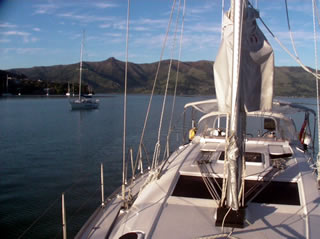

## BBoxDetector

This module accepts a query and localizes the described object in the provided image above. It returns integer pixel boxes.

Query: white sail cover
[214,7,274,113]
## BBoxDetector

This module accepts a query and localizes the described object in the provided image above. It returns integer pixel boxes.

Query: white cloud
[104,32,122,37]
[185,23,221,34]
[182,33,220,49]
[1,48,44,54]
[0,39,10,43]
[94,3,118,9]
[99,23,111,29]
[2,31,30,37]
[69,33,82,40]
[33,3,58,15]
[0,31,39,43]
[287,1,312,15]
[112,21,126,30]
[188,2,217,15]
[275,30,315,43]
[58,12,115,23]
[132,26,150,32]
[33,27,41,32]
[16,48,43,54]
[131,33,166,48]
[30,37,39,43]
[135,18,168,26]
[0,22,17,28]
[109,18,168,33]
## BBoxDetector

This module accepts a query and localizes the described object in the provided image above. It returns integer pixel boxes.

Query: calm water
[0,94,212,239]
[0,95,317,238]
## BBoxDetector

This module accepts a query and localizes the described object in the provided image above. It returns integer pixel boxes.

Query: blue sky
[0,0,318,70]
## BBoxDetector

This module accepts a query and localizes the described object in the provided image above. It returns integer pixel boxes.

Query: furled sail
[214,7,274,113]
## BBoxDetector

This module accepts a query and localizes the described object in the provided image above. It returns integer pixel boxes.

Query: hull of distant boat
[1,93,12,97]
[70,99,99,110]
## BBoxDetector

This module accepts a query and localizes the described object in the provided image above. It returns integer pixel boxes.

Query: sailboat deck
[152,196,306,239]
[76,137,320,239]
[179,139,296,180]
[150,140,320,239]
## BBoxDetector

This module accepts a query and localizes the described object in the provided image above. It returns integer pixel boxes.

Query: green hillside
[2,57,318,97]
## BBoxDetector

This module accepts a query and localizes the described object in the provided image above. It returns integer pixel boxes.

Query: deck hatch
[218,152,263,162]
[172,175,300,205]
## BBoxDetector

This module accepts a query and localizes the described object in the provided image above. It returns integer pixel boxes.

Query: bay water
[0,94,209,238]
[0,94,317,238]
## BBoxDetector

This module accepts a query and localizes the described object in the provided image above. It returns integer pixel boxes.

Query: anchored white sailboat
[74,1,320,238]
[70,31,99,110]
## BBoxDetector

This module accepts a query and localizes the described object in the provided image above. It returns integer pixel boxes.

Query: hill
[3,57,318,97]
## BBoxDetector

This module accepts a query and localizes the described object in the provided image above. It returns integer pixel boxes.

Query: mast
[79,31,84,100]
[215,0,252,228]
[226,0,246,211]
[215,0,273,226]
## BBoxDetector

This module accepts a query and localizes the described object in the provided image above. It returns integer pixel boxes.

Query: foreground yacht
[75,98,319,238]
[75,1,320,238]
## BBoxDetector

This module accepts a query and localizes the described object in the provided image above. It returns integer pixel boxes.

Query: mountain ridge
[4,57,317,97]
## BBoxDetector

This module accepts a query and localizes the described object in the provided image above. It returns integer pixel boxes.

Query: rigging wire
[248,1,320,79]
[312,0,319,144]
[312,0,320,187]
[16,153,103,239]
[17,197,61,239]
[197,157,222,204]
[78,30,84,100]
[164,0,186,160]
[284,0,299,58]
[135,0,177,170]
[122,0,130,202]
[152,0,181,169]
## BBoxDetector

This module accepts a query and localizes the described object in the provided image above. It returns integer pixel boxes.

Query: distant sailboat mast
[78,31,84,101]
[6,75,9,93]
[66,82,70,96]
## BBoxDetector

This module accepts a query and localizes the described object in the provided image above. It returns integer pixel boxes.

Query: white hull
[75,144,320,239]
[75,100,320,239]
[1,93,12,96]
[73,1,320,238]
[70,98,99,110]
